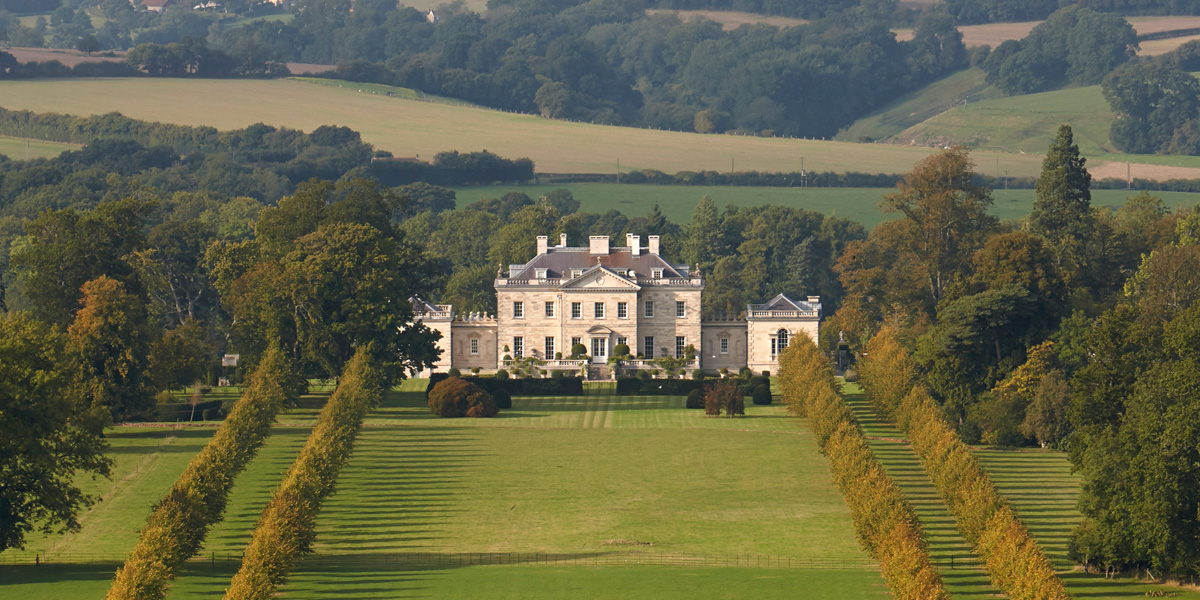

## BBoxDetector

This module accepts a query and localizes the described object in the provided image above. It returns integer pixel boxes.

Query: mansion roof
[498,234,697,287]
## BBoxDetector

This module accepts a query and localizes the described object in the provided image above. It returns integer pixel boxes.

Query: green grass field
[842,382,1200,600]
[0,135,78,160]
[0,78,1050,177]
[836,69,1003,144]
[1,382,890,599]
[453,182,1200,228]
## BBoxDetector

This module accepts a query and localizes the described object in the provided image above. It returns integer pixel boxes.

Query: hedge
[154,399,224,422]
[425,373,583,397]
[106,345,297,600]
[614,376,760,396]
[223,348,384,600]
[778,339,948,600]
[858,327,1070,600]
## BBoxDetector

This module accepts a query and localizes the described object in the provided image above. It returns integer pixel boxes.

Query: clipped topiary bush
[448,367,461,377]
[752,383,772,405]
[495,369,509,380]
[686,388,704,409]
[493,389,512,409]
[571,343,587,357]
[739,366,752,379]
[692,369,705,381]
[428,377,496,418]
[636,369,651,380]
[613,343,630,357]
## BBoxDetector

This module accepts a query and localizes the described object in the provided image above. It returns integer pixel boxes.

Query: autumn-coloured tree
[879,147,998,307]
[68,276,156,422]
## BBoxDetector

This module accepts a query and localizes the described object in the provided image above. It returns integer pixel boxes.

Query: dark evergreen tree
[1030,125,1092,250]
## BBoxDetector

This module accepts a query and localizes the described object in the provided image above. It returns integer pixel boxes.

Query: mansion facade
[413,234,821,376]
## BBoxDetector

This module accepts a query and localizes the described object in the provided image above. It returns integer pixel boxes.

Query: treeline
[777,337,948,600]
[1100,41,1200,155]
[224,349,383,598]
[220,0,967,138]
[980,6,1136,95]
[825,128,1200,580]
[0,109,532,217]
[107,345,298,600]
[945,0,1200,25]
[858,328,1069,600]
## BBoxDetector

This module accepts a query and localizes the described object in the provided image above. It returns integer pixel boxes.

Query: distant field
[452,183,1200,228]
[645,9,807,30]
[893,15,1200,47]
[1141,32,1200,55]
[0,136,77,160]
[0,78,1052,177]
[399,0,489,12]
[837,68,1002,143]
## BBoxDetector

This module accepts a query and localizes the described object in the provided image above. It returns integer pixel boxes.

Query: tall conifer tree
[1031,124,1092,246]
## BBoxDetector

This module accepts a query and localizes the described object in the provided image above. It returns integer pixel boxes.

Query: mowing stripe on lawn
[843,392,1001,600]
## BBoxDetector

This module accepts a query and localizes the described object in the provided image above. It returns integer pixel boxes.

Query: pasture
[0,135,78,160]
[892,15,1200,49]
[841,383,1200,600]
[453,182,1200,229]
[0,77,1051,177]
[644,9,808,30]
[0,383,889,599]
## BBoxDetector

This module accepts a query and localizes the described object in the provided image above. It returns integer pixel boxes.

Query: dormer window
[535,268,548,279]
[573,269,585,278]
[651,268,663,279]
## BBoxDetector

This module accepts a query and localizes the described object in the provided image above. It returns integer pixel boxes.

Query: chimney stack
[648,235,660,255]
[630,234,641,256]
[560,233,567,247]
[626,233,633,248]
[589,235,610,255]
[536,235,548,255]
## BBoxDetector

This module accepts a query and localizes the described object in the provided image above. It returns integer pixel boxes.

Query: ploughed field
[0,382,887,599]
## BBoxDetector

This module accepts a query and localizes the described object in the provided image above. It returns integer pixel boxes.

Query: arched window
[771,329,789,358]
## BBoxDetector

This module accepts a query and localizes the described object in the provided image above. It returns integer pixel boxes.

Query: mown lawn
[843,382,1200,600]
[2,381,889,599]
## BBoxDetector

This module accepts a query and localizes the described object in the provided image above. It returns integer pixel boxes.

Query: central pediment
[586,325,615,335]
[560,266,640,290]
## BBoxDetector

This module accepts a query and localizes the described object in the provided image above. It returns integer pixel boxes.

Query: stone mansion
[412,234,821,376]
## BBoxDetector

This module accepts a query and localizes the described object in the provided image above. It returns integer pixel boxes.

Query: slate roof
[505,248,685,282]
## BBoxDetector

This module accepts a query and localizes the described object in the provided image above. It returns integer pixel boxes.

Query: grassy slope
[453,182,1200,229]
[836,69,1002,143]
[843,382,1200,600]
[0,78,1049,177]
[0,136,77,160]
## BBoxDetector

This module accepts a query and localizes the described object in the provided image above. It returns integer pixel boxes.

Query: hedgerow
[106,344,298,600]
[858,327,1070,600]
[778,339,948,600]
[223,348,384,600]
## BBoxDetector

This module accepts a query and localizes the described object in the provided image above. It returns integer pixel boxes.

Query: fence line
[0,550,881,571]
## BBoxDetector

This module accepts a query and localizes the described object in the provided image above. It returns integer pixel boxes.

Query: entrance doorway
[591,337,607,363]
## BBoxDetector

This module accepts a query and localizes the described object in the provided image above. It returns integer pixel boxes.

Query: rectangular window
[513,337,524,358]
[676,336,686,359]
[644,301,654,318]
[545,337,555,358]
[720,338,728,354]
[644,336,654,359]
[572,336,582,349]
[617,302,628,318]
[571,302,582,319]
[535,268,547,279]
[652,268,663,279]
[470,338,479,354]
[513,301,524,319]
[545,301,555,318]
[675,301,685,318]
[594,302,605,318]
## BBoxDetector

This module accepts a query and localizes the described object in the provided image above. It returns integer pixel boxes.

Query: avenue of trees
[828,125,1200,580]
